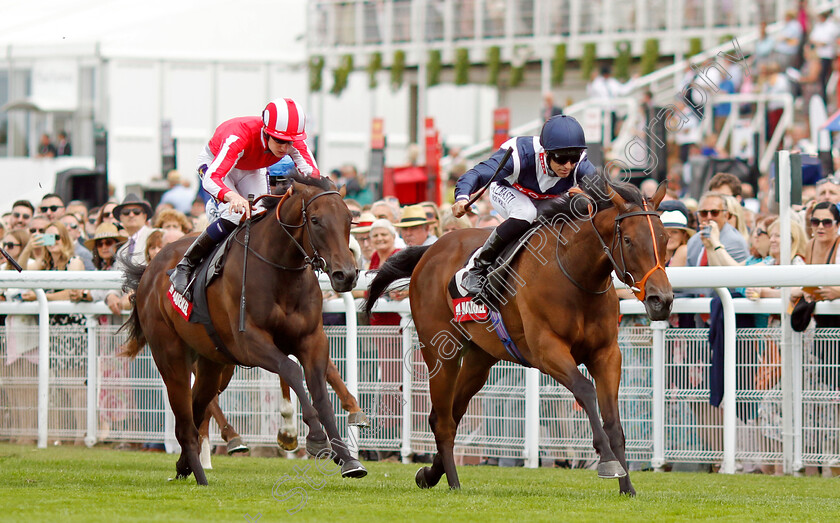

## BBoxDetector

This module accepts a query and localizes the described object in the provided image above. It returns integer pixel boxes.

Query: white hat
[660,210,696,236]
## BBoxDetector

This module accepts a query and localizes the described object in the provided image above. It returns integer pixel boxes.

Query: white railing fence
[0,267,839,475]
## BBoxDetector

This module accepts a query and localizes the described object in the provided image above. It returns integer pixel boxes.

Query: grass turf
[0,443,837,522]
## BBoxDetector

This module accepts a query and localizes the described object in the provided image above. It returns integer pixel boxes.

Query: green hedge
[330,54,353,95]
[455,48,470,85]
[487,46,501,86]
[367,52,382,89]
[581,43,597,80]
[641,39,659,75]
[427,49,442,87]
[391,50,405,89]
[551,44,567,86]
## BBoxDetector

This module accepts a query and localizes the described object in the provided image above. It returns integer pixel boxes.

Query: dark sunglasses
[29,227,46,234]
[547,151,581,166]
[121,208,145,217]
[754,228,768,236]
[350,210,361,218]
[40,205,64,213]
[101,212,112,219]
[63,223,78,230]
[270,136,292,145]
[817,175,840,186]
[13,212,31,220]
[3,242,20,249]
[810,218,836,228]
[697,209,725,218]
[96,238,118,247]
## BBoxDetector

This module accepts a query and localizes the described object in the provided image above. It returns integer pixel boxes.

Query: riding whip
[239,193,254,332]
[466,146,514,207]
[0,245,23,272]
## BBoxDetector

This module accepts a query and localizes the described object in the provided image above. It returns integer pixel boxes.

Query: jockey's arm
[452,148,513,216]
[288,140,320,178]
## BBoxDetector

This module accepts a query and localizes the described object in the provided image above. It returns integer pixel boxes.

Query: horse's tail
[364,246,431,315]
[118,254,148,359]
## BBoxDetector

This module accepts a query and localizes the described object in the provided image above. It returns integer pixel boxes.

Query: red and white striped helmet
[262,98,307,141]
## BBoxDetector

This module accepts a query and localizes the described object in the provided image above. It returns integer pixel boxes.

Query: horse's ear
[338,184,347,198]
[274,177,293,195]
[652,181,667,210]
[607,187,629,213]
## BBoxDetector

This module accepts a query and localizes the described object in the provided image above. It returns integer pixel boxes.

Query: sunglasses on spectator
[63,223,78,230]
[816,175,840,186]
[697,209,725,218]
[121,208,145,217]
[754,228,768,236]
[810,218,836,228]
[29,227,46,234]
[3,242,20,249]
[269,136,292,145]
[350,210,361,218]
[13,212,31,220]
[40,205,64,213]
[101,212,112,219]
[547,151,581,165]
[96,239,118,247]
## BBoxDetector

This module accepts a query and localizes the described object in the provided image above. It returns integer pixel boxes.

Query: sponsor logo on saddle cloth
[451,250,489,322]
[168,284,193,321]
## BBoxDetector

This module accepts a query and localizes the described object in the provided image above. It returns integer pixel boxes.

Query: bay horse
[121,174,366,485]
[365,176,673,495]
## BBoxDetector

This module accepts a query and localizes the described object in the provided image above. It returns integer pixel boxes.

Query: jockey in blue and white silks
[452,115,598,295]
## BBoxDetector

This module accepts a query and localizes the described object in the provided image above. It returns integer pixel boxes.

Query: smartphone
[700,226,711,239]
[42,233,57,247]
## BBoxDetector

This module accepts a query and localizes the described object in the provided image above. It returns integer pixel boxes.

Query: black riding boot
[462,230,508,296]
[170,230,219,296]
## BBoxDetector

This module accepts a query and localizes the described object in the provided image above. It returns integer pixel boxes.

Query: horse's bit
[555,191,665,301]
[238,187,341,272]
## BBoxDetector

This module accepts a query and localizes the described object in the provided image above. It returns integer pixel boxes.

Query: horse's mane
[536,172,647,223]
[263,173,338,211]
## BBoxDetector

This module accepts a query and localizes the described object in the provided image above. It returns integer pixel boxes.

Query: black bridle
[555,192,664,299]
[235,188,342,272]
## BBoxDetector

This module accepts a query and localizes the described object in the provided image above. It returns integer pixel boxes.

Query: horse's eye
[311,216,319,225]
[623,236,632,246]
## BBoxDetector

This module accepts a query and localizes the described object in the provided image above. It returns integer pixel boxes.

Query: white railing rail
[3,264,840,472]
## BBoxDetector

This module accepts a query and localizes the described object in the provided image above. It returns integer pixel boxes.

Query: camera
[42,233,57,246]
[700,226,711,239]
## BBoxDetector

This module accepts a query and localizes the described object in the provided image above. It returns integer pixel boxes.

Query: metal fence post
[400,314,413,464]
[715,287,736,474]
[36,290,49,449]
[85,315,98,447]
[792,330,803,472]
[650,320,668,471]
[342,292,359,458]
[524,367,540,468]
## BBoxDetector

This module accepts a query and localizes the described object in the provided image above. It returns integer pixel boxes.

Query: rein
[235,187,342,272]
[555,190,665,301]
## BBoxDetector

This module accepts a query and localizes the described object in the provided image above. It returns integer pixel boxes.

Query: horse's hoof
[621,487,637,497]
[340,459,367,478]
[277,430,299,452]
[306,437,331,457]
[597,460,627,479]
[226,436,249,455]
[347,411,370,428]
[415,467,432,489]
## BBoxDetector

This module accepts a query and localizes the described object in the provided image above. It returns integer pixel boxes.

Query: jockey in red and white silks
[170,97,319,296]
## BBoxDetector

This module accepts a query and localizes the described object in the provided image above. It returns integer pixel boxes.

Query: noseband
[556,191,665,300]
[244,187,342,272]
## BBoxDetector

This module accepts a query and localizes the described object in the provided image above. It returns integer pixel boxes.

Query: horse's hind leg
[589,344,635,495]
[325,358,368,427]
[276,378,299,452]
[152,341,207,485]
[417,345,497,490]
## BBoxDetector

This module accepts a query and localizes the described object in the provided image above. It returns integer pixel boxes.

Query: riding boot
[170,229,220,296]
[462,230,508,296]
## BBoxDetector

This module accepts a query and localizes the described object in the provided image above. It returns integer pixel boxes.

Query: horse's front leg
[299,332,367,479]
[325,358,368,427]
[538,335,624,479]
[239,329,328,451]
[588,342,635,496]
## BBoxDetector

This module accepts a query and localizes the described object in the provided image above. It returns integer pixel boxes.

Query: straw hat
[660,210,696,237]
[393,205,434,228]
[84,222,128,250]
[351,212,377,234]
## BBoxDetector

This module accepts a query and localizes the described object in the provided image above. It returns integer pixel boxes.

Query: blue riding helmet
[539,115,587,151]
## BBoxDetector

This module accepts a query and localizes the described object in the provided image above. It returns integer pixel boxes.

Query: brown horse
[121,174,366,485]
[366,177,673,495]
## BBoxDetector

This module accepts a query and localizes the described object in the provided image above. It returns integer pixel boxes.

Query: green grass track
[0,444,837,522]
